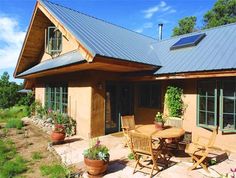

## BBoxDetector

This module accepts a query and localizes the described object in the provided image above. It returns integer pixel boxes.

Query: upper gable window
[45,26,62,56]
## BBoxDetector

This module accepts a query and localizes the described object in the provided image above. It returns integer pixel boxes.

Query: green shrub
[31,152,43,160]
[40,164,70,178]
[165,86,184,118]
[6,119,23,130]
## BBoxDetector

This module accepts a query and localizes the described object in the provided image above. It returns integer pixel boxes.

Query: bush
[6,119,23,130]
[40,164,70,178]
[165,86,184,118]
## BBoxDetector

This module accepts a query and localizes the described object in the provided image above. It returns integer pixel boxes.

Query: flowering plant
[155,112,165,124]
[47,109,76,135]
[83,138,109,162]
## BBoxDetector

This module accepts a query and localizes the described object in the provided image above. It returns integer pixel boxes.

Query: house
[14,0,236,151]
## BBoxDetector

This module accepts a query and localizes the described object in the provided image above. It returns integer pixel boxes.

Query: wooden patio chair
[185,127,217,173]
[129,131,163,178]
[121,115,135,147]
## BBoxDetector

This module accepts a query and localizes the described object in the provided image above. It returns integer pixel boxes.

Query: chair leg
[188,155,208,172]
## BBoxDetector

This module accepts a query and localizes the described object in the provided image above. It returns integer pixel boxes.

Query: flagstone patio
[51,133,236,178]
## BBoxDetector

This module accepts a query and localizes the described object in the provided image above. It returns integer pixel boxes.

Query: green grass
[0,139,27,178]
[6,119,23,130]
[40,164,70,178]
[31,152,43,160]
[0,106,28,123]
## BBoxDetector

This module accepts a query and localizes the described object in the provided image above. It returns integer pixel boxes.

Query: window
[45,85,68,113]
[197,80,217,127]
[197,78,236,132]
[220,79,236,132]
[45,26,62,55]
[139,83,161,108]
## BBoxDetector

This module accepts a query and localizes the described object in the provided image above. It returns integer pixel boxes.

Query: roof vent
[170,33,206,50]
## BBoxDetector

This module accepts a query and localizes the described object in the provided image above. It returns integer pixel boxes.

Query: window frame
[197,78,236,132]
[45,26,62,55]
[138,82,161,109]
[45,84,68,113]
[197,80,217,129]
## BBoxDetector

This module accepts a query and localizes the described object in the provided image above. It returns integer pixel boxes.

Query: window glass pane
[223,97,234,113]
[199,97,206,110]
[207,112,215,126]
[199,111,206,125]
[207,97,215,112]
[223,114,234,130]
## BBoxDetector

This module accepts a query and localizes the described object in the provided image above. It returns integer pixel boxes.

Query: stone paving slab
[52,134,236,178]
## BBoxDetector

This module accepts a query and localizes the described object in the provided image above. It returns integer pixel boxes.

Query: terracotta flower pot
[84,157,108,176]
[51,124,65,143]
[154,121,164,131]
[51,131,65,143]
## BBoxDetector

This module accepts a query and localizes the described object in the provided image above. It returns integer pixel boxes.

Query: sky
[0,0,216,84]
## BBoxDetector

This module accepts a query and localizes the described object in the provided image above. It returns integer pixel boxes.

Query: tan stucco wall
[35,86,45,106]
[68,80,92,139]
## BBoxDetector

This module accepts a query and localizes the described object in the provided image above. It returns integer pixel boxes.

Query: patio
[51,132,236,178]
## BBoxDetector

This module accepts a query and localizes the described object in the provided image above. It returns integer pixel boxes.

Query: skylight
[170,33,206,50]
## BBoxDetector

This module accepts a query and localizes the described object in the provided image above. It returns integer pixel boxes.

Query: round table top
[135,124,185,139]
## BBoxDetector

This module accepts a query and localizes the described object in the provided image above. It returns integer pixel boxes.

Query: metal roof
[39,0,161,66]
[153,23,236,74]
[17,50,85,77]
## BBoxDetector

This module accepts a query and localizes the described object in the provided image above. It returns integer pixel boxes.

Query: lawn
[0,106,75,178]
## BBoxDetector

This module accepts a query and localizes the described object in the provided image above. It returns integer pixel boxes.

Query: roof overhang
[16,53,158,79]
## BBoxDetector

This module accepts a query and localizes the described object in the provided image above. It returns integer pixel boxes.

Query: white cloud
[135,22,153,33]
[0,15,25,70]
[142,1,176,19]
[135,28,143,33]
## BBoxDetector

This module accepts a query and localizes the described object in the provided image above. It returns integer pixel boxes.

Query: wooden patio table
[134,124,185,139]
[134,124,185,164]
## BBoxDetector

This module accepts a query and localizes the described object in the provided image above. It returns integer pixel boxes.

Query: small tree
[172,16,197,36]
[165,86,184,118]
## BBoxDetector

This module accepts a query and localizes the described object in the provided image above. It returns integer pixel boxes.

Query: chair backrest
[207,127,217,147]
[121,115,135,130]
[129,131,153,155]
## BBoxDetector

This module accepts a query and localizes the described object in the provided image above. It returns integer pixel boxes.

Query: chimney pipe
[158,23,163,41]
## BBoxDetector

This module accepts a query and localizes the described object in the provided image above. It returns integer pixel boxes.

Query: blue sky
[0,0,216,83]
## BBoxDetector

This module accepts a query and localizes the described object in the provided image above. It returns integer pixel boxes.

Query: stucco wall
[68,80,92,138]
[35,85,45,106]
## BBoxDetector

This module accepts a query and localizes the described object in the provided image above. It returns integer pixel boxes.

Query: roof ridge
[39,0,157,41]
[156,22,236,43]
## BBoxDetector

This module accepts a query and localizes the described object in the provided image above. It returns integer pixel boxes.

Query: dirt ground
[0,120,61,178]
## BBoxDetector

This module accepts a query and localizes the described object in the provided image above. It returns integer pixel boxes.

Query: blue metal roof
[39,0,161,66]
[153,23,236,74]
[17,51,85,77]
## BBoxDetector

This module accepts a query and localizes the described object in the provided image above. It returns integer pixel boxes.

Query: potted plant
[154,112,165,130]
[50,110,66,143]
[83,138,109,176]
